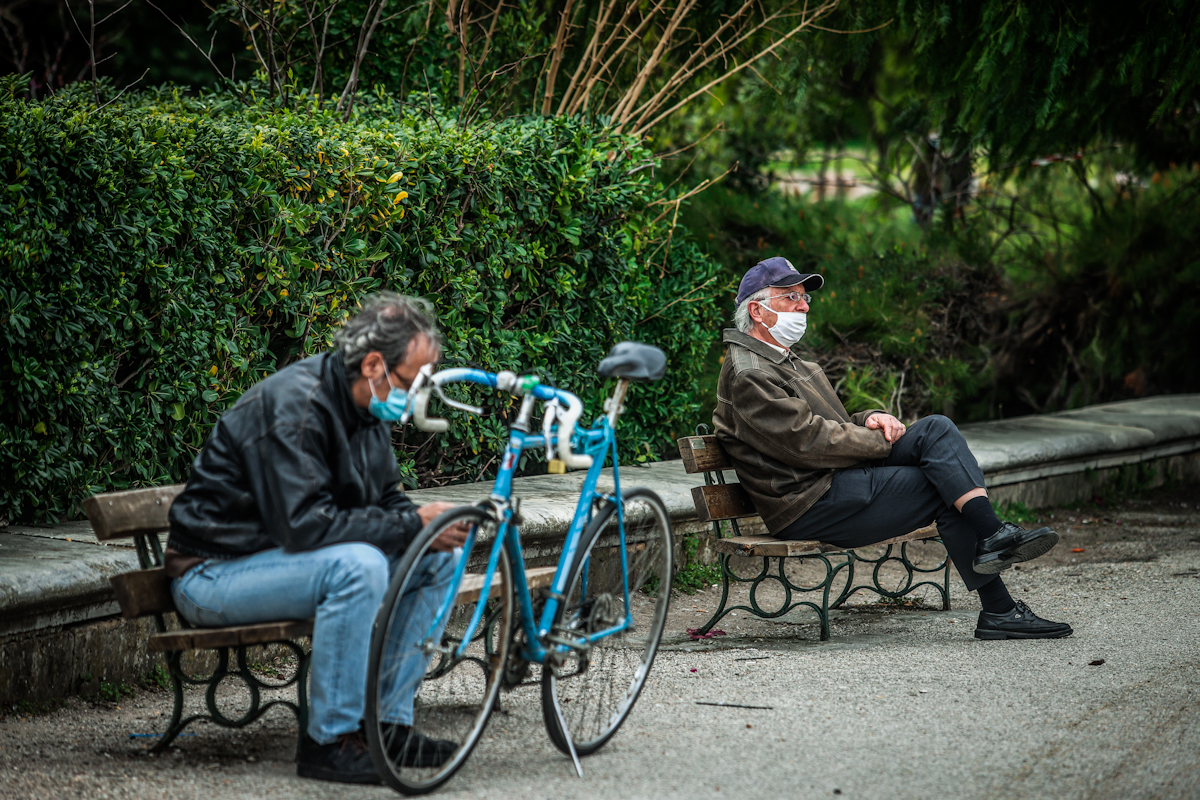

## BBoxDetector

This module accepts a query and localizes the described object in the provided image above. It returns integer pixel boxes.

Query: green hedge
[0,80,722,524]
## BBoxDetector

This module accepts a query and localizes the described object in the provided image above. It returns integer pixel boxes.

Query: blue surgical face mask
[368,363,409,422]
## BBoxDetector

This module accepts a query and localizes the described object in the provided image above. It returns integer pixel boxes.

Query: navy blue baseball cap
[735,256,824,306]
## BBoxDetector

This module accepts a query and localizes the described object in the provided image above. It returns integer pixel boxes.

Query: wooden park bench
[677,429,951,640]
[84,485,556,751]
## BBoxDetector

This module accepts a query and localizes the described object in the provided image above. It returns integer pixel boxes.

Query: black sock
[960,495,1003,540]
[977,576,1016,614]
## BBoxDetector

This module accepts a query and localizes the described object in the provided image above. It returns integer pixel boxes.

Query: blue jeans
[171,543,457,744]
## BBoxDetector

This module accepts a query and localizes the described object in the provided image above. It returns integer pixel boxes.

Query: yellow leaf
[280,289,289,297]
[208,365,218,376]
[34,421,47,434]
[386,171,404,184]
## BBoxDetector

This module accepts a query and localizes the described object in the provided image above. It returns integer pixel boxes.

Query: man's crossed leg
[779,415,1071,639]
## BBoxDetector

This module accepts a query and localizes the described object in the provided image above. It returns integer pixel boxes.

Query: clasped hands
[417,501,472,551]
[865,412,906,443]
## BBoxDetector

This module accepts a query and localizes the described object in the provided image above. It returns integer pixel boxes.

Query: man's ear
[360,351,386,382]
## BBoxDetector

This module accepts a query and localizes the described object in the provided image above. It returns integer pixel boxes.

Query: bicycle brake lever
[542,399,560,463]
[433,383,483,416]
[399,364,434,425]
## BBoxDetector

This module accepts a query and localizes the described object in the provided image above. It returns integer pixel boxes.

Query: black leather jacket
[167,352,423,559]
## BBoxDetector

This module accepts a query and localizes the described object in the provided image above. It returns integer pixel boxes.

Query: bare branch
[540,0,578,115]
[146,0,236,84]
[631,1,840,136]
[338,0,391,118]
[92,66,149,114]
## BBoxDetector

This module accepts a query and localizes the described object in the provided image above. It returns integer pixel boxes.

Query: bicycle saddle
[596,341,666,382]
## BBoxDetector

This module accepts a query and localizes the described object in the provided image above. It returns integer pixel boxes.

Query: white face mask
[755,297,809,347]
[768,311,808,347]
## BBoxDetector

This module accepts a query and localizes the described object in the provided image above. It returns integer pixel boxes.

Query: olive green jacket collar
[722,327,791,364]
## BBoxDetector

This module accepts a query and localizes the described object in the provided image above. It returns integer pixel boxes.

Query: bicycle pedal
[547,459,566,474]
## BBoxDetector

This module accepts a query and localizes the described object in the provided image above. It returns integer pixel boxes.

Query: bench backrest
[676,434,757,525]
[82,485,186,622]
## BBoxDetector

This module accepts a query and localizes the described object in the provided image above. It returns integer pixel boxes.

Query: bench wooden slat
[691,483,757,523]
[149,620,315,652]
[677,435,733,474]
[140,566,558,653]
[456,566,557,604]
[713,535,840,557]
[111,569,174,618]
[83,485,186,540]
[713,525,940,558]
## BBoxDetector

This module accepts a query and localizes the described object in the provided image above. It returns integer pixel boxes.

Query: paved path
[3,485,1199,800]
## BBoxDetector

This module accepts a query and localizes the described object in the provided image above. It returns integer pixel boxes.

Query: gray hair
[334,292,441,378]
[733,287,772,333]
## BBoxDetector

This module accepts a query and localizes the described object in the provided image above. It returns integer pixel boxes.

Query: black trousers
[777,415,992,591]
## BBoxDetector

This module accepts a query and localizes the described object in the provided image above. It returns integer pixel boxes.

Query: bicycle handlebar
[407,366,593,470]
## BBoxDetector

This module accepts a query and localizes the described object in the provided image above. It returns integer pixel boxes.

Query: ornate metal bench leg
[829,554,856,610]
[940,543,951,611]
[150,651,187,753]
[295,645,312,760]
[817,558,833,641]
[695,553,736,635]
[814,554,853,640]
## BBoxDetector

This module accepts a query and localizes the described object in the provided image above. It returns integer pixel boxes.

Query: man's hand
[865,413,907,443]
[418,501,471,551]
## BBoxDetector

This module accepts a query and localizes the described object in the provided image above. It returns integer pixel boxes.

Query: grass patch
[140,664,171,692]
[672,536,722,595]
[643,536,722,596]
[77,672,136,703]
[868,595,932,610]
[996,501,1040,525]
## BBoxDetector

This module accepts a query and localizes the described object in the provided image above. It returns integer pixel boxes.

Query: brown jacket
[713,328,890,533]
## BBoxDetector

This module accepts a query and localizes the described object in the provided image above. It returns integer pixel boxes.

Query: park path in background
[2,485,1198,800]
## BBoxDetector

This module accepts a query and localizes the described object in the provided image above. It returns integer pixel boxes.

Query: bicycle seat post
[604,379,631,427]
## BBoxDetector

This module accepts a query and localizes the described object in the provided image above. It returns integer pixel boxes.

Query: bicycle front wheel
[541,487,674,756]
[365,505,513,795]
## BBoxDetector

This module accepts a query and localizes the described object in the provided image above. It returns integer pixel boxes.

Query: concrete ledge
[3,393,1199,704]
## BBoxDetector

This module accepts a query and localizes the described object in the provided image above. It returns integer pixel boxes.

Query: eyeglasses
[756,291,812,307]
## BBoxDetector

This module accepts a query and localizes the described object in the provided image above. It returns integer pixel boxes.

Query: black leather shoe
[973,521,1060,574]
[297,730,382,784]
[975,600,1073,639]
[382,723,457,768]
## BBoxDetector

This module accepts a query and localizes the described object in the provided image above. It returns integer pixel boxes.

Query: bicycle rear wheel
[541,487,673,756]
[365,506,513,795]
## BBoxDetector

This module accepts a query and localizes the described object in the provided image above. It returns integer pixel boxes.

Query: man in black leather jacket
[165,293,465,784]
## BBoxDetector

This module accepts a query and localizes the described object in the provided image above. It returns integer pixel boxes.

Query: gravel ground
[3,484,1199,800]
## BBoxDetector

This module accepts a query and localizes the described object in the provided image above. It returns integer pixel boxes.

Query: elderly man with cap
[713,256,1072,639]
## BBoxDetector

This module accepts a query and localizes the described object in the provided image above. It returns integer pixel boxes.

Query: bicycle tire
[365,505,513,795]
[541,487,673,756]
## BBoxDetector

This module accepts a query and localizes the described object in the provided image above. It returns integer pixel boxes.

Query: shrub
[0,79,722,523]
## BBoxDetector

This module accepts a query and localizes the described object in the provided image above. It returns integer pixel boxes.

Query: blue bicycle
[364,342,674,794]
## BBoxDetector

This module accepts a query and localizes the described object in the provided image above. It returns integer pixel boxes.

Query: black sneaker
[297,730,382,784]
[975,600,1073,639]
[973,522,1060,574]
[382,723,457,767]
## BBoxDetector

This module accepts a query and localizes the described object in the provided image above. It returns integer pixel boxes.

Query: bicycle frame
[414,369,633,668]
